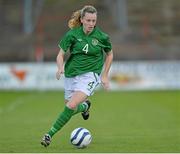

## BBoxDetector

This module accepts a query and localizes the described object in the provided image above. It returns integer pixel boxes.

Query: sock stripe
[82,102,88,111]
[51,127,57,133]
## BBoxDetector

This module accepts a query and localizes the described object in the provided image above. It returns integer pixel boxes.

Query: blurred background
[0,0,180,90]
[1,0,180,62]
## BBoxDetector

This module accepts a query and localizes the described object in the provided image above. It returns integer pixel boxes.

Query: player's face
[81,12,97,34]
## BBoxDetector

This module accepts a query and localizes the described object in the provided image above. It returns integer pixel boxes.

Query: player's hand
[101,75,110,90]
[56,69,64,80]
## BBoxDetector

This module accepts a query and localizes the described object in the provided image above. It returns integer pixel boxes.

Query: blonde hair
[68,5,97,29]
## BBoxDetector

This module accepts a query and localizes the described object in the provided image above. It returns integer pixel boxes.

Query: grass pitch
[0,90,179,153]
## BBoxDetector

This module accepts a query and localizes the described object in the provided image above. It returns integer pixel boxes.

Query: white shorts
[64,72,100,100]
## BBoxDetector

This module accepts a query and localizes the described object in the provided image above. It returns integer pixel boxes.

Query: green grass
[0,90,180,153]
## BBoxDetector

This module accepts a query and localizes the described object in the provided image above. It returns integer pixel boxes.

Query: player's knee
[67,102,77,110]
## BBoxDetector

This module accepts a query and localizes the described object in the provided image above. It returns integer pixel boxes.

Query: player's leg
[71,101,90,116]
[64,90,89,116]
[41,91,88,147]
[65,98,91,119]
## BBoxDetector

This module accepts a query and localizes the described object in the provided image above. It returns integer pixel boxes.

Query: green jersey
[58,26,112,77]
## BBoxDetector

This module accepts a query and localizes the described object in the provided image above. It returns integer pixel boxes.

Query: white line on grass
[0,94,36,114]
[6,98,24,112]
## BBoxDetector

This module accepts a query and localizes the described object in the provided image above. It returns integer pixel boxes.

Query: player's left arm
[101,50,113,90]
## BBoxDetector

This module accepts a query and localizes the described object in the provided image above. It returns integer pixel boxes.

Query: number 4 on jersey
[82,44,89,54]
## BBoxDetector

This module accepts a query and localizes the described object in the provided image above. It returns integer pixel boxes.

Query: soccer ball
[70,127,92,148]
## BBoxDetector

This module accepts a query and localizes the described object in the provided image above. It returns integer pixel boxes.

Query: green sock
[72,103,88,116]
[48,106,74,137]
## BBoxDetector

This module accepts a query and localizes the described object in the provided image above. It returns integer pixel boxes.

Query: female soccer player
[41,5,113,147]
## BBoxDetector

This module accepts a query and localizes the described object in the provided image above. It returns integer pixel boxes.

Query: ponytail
[68,10,81,29]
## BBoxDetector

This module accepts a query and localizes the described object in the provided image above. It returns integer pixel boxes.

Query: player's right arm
[56,49,65,80]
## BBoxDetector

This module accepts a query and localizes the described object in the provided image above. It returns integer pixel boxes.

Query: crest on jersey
[92,39,98,46]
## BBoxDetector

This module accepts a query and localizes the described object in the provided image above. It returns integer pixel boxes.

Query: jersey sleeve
[103,35,112,53]
[58,31,74,52]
